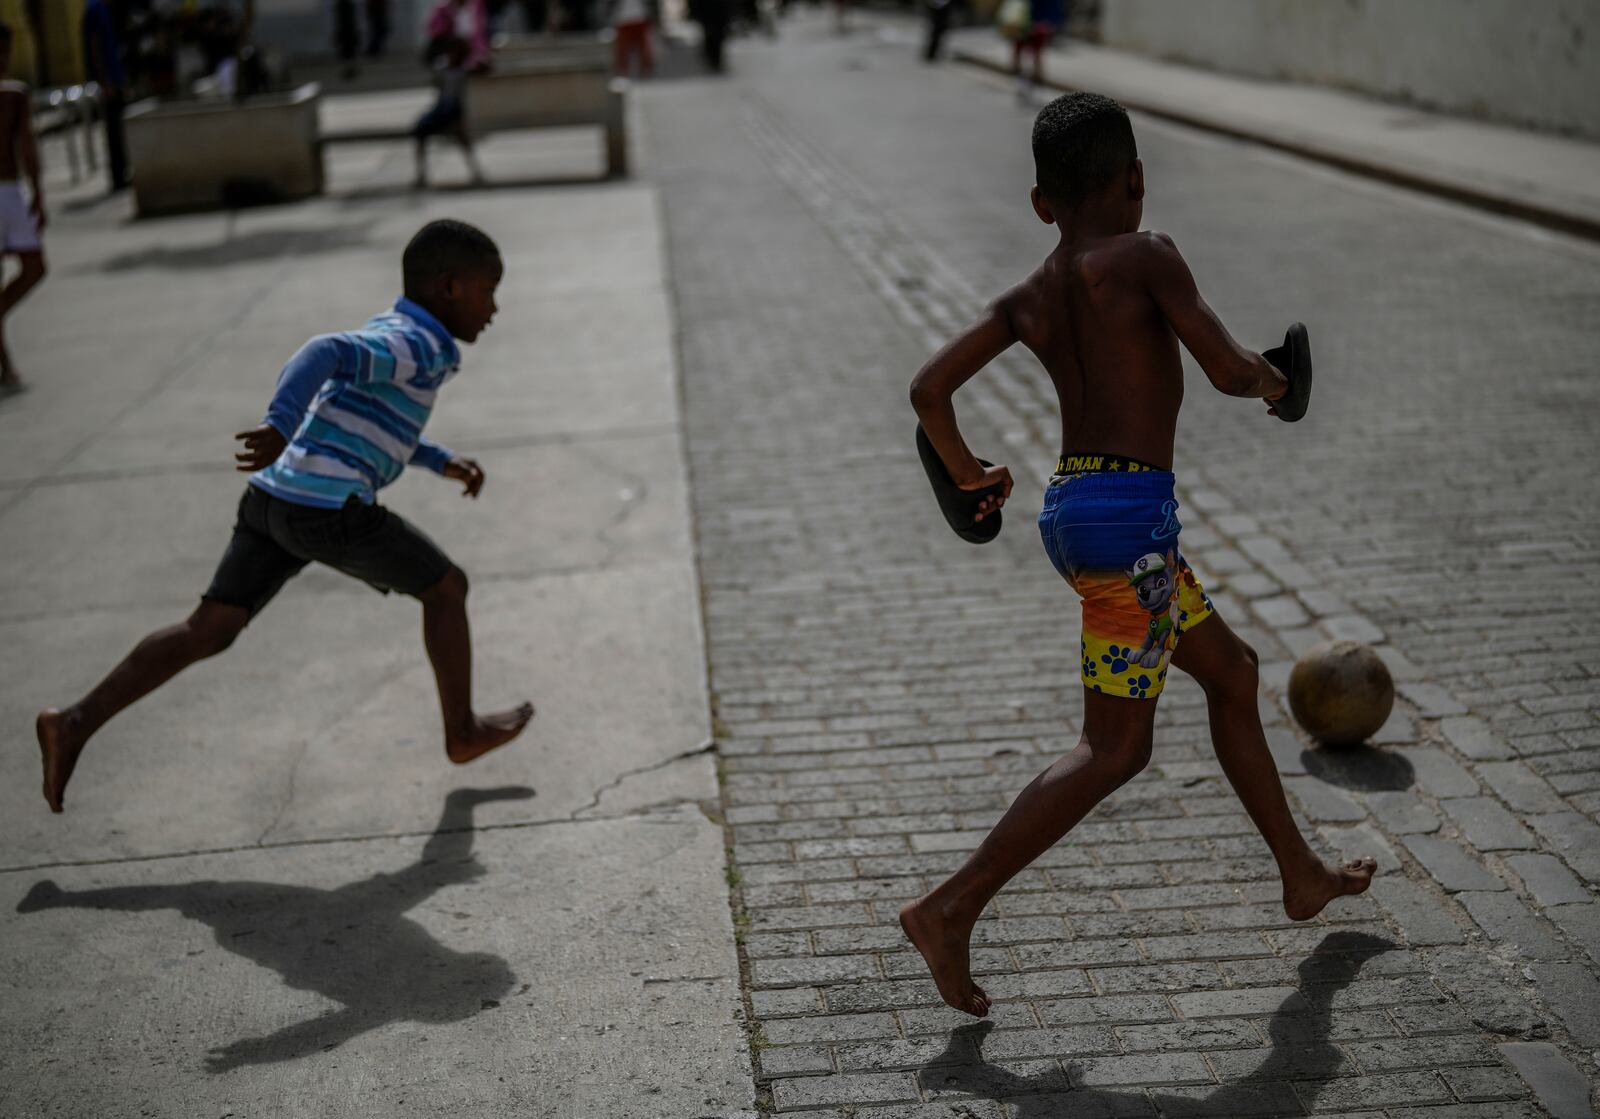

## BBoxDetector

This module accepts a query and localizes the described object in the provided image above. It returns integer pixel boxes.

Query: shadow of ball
[1288,640,1394,747]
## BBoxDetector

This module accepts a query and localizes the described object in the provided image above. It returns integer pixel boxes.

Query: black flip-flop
[1263,322,1312,423]
[916,424,1004,544]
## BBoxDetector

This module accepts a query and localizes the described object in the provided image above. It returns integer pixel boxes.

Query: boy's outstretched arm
[234,334,359,471]
[1141,233,1287,406]
[910,303,1018,511]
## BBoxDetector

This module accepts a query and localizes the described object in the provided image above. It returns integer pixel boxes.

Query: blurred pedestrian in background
[415,8,485,186]
[1003,0,1065,102]
[923,0,958,62]
[610,0,653,78]
[334,0,360,76]
[690,0,730,72]
[365,0,391,57]
[426,0,492,70]
[0,21,45,395]
[80,0,130,191]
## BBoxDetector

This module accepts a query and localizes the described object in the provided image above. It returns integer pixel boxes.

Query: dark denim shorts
[204,485,454,616]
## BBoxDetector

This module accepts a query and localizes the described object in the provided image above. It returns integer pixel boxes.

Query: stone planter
[125,83,324,216]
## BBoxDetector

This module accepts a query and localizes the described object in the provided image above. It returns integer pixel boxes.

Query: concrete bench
[125,83,323,216]
[465,60,627,178]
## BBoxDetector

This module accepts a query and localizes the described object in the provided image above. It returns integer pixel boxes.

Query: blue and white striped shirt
[251,298,461,509]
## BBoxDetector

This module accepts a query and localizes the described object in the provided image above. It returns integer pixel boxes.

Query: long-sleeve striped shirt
[250,298,461,509]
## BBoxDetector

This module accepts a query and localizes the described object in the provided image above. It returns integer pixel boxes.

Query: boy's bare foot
[1283,856,1377,921]
[36,708,87,814]
[899,898,991,1018]
[446,702,535,764]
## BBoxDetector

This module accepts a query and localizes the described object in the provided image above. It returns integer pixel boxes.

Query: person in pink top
[426,0,491,71]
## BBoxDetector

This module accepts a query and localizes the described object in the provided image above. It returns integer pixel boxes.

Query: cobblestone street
[652,17,1600,1116]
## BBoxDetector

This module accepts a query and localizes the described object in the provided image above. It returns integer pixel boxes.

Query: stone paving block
[1373,707,1421,746]
[1265,727,1312,776]
[1440,1064,1533,1103]
[1036,994,1174,1028]
[1546,903,1600,965]
[977,1026,1120,1062]
[1092,963,1225,995]
[981,970,1096,1001]
[770,1071,920,1110]
[1321,614,1387,645]
[1528,813,1600,884]
[1284,778,1369,822]
[764,1012,903,1046]
[1398,748,1480,798]
[1401,836,1504,892]
[760,1044,835,1077]
[919,1056,1067,1100]
[1068,1052,1214,1088]
[1388,1106,1541,1119]
[1207,1045,1355,1080]
[1475,762,1567,815]
[1138,932,1273,961]
[1173,987,1308,1019]
[1156,1082,1311,1116]
[1458,892,1568,960]
[1366,791,1442,835]
[1397,684,1469,718]
[1505,854,1592,907]
[1440,797,1540,851]
[1318,822,1402,872]
[752,954,883,988]
[859,1104,1009,1119]
[1497,1042,1597,1119]
[1439,717,1513,761]
[833,1035,978,1073]
[899,1001,1041,1037]
[1386,1002,1475,1037]
[1295,1070,1452,1111]
[1115,1019,1260,1052]
[1369,878,1468,946]
[1255,595,1312,629]
[1343,1035,1496,1073]
[825,980,947,1014]
[753,987,826,1017]
[1531,961,1600,1046]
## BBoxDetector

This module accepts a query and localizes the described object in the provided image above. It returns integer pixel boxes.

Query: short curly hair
[1031,92,1137,208]
[402,219,501,296]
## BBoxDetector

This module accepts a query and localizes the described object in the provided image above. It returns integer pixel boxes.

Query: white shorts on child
[0,182,41,253]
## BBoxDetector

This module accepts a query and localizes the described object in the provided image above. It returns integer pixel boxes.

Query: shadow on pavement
[15,786,532,1072]
[1300,746,1416,792]
[918,929,1394,1117]
[98,221,378,272]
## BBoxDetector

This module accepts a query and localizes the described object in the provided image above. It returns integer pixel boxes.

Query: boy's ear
[1129,158,1146,202]
[1030,185,1056,226]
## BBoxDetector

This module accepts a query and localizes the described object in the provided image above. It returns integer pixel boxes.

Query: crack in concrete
[570,739,717,821]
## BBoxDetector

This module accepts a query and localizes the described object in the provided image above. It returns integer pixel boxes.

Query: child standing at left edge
[36,220,533,814]
[0,21,46,395]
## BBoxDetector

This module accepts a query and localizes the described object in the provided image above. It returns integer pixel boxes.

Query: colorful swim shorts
[1038,456,1213,699]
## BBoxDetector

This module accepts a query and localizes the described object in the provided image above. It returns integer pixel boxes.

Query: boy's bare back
[999,230,1190,470]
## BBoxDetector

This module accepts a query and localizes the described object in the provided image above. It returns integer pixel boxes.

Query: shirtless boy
[0,22,47,394]
[36,219,533,814]
[901,93,1375,1017]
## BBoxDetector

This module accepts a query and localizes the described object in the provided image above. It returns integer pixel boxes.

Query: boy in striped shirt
[35,220,532,814]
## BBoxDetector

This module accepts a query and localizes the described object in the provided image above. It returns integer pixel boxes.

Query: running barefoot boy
[0,21,47,394]
[901,94,1375,1018]
[36,219,533,813]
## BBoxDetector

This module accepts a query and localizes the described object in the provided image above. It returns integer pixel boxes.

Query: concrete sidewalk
[0,105,754,1116]
[952,30,1600,239]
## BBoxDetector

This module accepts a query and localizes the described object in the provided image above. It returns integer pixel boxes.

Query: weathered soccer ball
[1287,640,1394,747]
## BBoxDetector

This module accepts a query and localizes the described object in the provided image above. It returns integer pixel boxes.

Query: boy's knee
[188,605,247,657]
[1088,731,1152,784]
[422,566,468,606]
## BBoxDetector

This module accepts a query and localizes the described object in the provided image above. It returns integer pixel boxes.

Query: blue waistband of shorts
[1046,469,1177,502]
